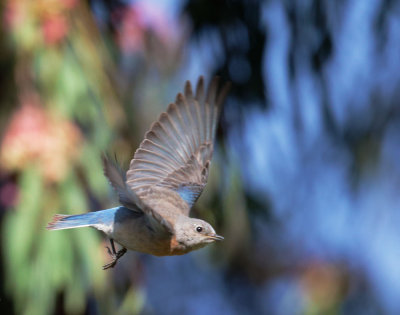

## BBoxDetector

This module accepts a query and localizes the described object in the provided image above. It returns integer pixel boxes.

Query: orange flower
[0,101,82,183]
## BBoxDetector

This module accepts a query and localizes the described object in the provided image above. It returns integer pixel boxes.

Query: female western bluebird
[47,76,230,269]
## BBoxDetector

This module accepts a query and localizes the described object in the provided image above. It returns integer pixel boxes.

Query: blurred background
[1,0,400,314]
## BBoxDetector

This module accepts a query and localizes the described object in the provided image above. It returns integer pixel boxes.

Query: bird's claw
[102,247,127,270]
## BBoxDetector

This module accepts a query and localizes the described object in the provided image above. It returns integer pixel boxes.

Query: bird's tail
[46,212,103,230]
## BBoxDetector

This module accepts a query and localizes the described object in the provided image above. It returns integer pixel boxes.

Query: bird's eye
[196,226,203,233]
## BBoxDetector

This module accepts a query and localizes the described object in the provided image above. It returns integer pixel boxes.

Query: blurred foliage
[0,1,143,314]
[1,0,400,314]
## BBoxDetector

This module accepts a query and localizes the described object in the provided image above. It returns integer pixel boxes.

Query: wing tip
[195,76,205,99]
[206,76,221,104]
[184,80,194,99]
[216,80,231,107]
[175,92,185,104]
[166,102,178,114]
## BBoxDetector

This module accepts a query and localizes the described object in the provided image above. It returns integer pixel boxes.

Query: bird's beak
[206,233,224,241]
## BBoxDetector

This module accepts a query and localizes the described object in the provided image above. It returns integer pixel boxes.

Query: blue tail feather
[46,207,119,231]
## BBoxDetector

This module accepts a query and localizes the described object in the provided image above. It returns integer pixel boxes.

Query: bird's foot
[102,246,127,270]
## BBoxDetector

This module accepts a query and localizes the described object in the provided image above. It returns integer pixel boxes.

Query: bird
[46,76,230,269]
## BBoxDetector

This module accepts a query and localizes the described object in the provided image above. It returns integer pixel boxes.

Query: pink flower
[42,14,68,45]
[4,0,25,30]
[116,1,182,55]
[62,0,78,10]
[0,100,82,183]
[114,7,145,53]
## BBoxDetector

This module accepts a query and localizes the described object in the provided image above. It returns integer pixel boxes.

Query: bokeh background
[1,0,400,314]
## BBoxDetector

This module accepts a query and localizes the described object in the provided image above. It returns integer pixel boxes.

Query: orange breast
[169,235,188,255]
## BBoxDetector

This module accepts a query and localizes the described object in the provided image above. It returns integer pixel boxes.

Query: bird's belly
[115,233,172,256]
[115,233,192,256]
[110,214,182,256]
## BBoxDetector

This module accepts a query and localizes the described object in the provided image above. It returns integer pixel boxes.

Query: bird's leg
[102,239,127,270]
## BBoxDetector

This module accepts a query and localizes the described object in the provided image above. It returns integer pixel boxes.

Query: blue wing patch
[176,184,205,208]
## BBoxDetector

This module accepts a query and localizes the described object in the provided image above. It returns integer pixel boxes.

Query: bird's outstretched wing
[102,154,139,211]
[126,76,230,214]
[102,154,174,234]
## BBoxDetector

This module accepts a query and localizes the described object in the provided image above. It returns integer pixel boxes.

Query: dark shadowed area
[1,0,400,314]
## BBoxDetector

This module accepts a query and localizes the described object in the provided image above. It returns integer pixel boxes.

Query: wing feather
[127,76,230,214]
[102,154,174,234]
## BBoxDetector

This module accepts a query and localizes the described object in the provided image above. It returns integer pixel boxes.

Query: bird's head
[174,216,224,251]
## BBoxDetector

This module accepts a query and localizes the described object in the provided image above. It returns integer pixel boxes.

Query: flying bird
[47,76,230,269]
